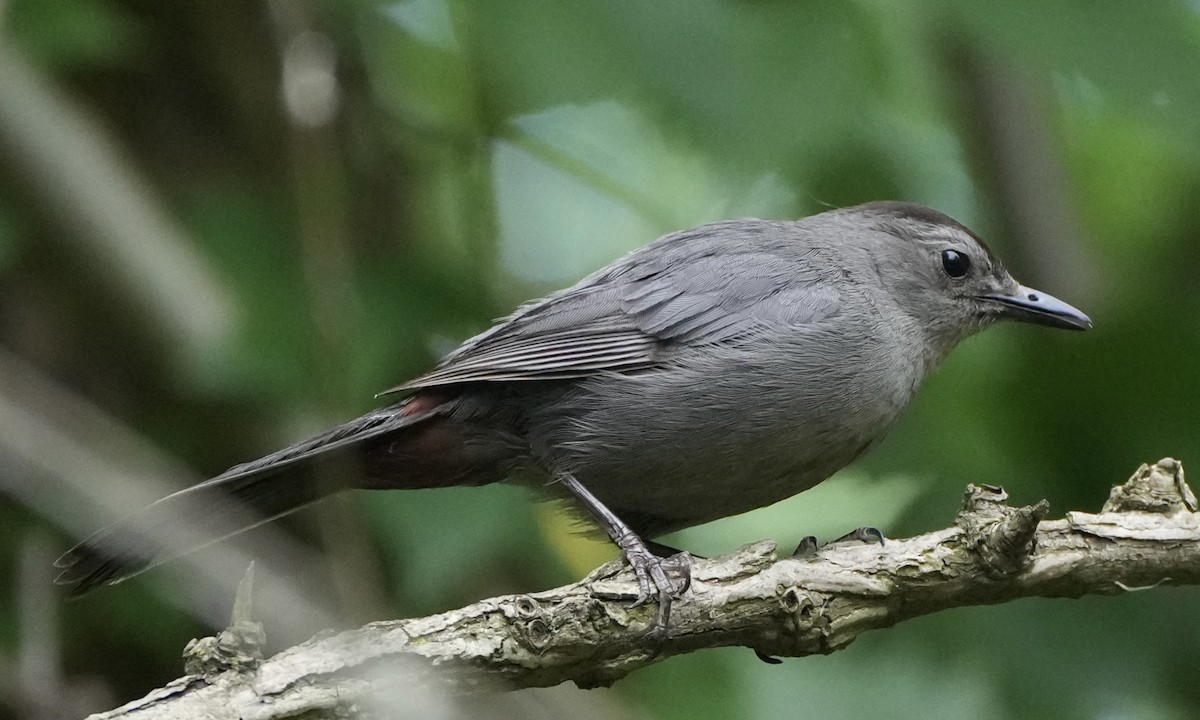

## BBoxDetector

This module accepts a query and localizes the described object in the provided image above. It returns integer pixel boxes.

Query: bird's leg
[557,472,690,630]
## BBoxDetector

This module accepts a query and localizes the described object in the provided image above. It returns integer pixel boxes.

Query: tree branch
[91,459,1200,719]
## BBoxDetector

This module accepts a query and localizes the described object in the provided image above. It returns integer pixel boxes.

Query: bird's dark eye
[941,249,971,278]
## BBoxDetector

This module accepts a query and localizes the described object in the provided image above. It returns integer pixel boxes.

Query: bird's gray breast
[524,305,926,536]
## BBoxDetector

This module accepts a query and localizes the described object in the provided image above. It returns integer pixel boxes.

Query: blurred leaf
[178,184,313,404]
[7,0,143,70]
[494,101,794,285]
[667,470,928,558]
[382,0,458,52]
[536,502,617,578]
[1064,109,1197,292]
[625,649,745,720]
[735,637,1005,720]
[362,0,477,135]
[957,0,1200,130]
[362,485,554,612]
[467,0,889,173]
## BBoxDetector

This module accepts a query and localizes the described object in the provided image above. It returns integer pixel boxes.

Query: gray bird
[56,201,1090,621]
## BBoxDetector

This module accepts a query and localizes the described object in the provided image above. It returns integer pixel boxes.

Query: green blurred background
[1,0,1198,717]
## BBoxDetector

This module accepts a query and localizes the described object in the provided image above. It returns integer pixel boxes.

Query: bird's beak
[981,284,1092,331]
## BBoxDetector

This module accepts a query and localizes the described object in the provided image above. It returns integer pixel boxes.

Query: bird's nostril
[1028,293,1040,302]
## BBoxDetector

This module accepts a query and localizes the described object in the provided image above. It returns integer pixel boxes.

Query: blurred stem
[16,534,62,720]
[971,54,1093,300]
[939,30,1094,301]
[290,127,358,400]
[268,0,388,625]
[0,43,234,366]
[399,0,501,311]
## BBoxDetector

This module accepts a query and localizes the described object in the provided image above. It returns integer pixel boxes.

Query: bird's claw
[792,535,820,558]
[792,527,884,558]
[557,473,691,633]
[831,526,885,546]
[623,545,691,632]
[755,649,784,665]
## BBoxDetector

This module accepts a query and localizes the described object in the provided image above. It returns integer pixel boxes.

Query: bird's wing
[388,282,658,390]
[391,221,840,392]
[618,241,840,343]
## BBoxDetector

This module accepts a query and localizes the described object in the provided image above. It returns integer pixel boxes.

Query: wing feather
[389,220,841,393]
[391,328,658,391]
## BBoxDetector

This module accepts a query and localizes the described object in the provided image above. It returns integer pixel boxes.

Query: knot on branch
[183,563,265,677]
[183,622,266,677]
[505,595,553,652]
[1103,458,1197,515]
[956,484,1049,578]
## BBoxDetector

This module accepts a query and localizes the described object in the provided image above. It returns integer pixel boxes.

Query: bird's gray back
[398,219,845,390]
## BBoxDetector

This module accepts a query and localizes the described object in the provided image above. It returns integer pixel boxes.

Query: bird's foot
[623,537,692,633]
[791,527,885,557]
[553,472,691,634]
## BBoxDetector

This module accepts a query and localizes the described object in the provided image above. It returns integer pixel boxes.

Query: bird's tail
[55,404,437,596]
